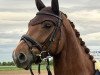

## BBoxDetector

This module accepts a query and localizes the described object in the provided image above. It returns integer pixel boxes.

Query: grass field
[0,62,100,71]
[0,65,54,75]
[0,65,53,71]
[0,62,100,75]
[1,62,100,71]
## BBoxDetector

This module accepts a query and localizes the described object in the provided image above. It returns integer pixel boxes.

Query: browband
[36,12,62,20]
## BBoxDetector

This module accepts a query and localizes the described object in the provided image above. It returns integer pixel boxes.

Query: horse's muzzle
[12,51,33,70]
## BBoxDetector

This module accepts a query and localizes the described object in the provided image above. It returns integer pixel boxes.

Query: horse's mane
[63,13,96,65]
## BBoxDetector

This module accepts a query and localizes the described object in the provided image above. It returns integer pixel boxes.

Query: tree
[0,61,15,66]
[2,62,6,66]
[0,62,1,66]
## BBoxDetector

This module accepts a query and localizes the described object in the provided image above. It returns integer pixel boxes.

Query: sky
[0,0,100,62]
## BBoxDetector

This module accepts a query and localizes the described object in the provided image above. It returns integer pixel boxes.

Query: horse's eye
[42,23,52,29]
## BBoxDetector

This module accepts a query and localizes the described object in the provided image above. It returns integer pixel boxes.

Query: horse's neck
[53,14,95,75]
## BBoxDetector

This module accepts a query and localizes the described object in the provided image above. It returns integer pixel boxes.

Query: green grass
[0,66,22,71]
[0,65,53,71]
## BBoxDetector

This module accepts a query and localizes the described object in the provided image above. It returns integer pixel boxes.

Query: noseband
[21,12,62,75]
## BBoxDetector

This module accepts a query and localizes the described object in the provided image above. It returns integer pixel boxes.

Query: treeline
[39,60,53,65]
[0,60,53,66]
[0,61,15,66]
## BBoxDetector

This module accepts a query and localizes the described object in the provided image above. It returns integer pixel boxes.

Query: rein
[21,12,62,75]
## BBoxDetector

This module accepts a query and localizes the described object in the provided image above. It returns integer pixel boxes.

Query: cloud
[64,10,100,35]
[85,0,100,8]
[0,20,28,47]
[0,20,28,54]
[0,20,28,34]
[68,10,100,22]
[0,12,36,21]
[0,0,98,12]
[82,32,100,41]
[0,0,35,9]
[81,32,100,46]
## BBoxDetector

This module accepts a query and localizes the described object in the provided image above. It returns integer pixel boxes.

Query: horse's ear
[51,0,59,15]
[35,0,46,11]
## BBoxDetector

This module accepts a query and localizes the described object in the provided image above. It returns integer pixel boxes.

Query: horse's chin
[18,63,32,70]
[24,57,42,70]
[14,60,33,70]
[24,64,32,70]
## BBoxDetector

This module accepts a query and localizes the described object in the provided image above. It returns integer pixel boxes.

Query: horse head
[12,0,65,70]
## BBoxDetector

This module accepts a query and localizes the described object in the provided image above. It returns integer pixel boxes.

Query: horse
[12,0,97,75]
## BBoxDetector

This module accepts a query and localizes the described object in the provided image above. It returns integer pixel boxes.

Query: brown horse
[12,0,96,75]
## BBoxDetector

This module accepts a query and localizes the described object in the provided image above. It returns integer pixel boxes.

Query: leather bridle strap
[21,35,43,51]
[46,59,52,75]
[36,12,62,20]
[30,67,34,75]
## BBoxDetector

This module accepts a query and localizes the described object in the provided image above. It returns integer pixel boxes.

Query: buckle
[40,51,51,59]
[40,51,49,59]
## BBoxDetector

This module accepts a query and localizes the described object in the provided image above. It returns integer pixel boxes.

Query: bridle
[21,12,62,75]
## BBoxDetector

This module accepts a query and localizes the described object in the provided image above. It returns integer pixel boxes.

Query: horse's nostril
[18,53,27,63]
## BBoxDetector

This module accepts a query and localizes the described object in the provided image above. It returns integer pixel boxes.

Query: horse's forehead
[29,7,58,26]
